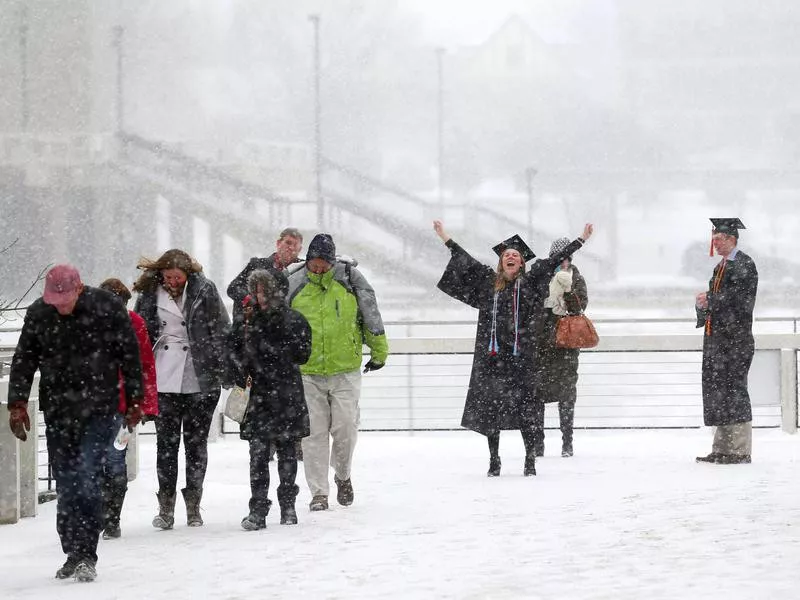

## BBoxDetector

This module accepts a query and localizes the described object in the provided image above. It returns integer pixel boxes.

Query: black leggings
[249,437,300,516]
[155,391,219,495]
[487,427,537,459]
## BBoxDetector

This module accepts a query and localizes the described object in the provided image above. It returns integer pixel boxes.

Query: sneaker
[73,560,97,583]
[280,506,298,525]
[241,513,267,531]
[717,454,752,465]
[487,456,501,477]
[309,495,329,511]
[55,556,80,579]
[102,524,121,540]
[334,477,354,506]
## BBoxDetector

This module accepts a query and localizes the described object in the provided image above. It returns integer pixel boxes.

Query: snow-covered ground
[2,429,800,599]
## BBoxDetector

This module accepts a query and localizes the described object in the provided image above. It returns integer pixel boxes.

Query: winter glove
[124,402,144,429]
[8,402,31,442]
[363,360,384,374]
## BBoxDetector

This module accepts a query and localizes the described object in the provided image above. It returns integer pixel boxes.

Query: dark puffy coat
[534,265,588,405]
[237,305,312,441]
[695,250,758,426]
[436,238,584,436]
[8,287,143,423]
[134,272,230,392]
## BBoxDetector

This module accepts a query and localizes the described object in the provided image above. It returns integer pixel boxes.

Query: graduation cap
[492,234,536,262]
[709,218,745,256]
[710,217,746,237]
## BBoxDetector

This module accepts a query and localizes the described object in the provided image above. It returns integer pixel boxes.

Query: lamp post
[309,14,323,229]
[436,47,445,217]
[112,26,124,133]
[19,6,29,132]
[525,167,537,242]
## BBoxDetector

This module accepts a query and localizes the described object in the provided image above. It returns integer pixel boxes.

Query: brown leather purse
[555,292,599,349]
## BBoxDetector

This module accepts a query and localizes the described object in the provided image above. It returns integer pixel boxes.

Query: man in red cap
[6,264,144,582]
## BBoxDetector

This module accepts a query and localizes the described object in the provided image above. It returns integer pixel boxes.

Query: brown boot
[182,488,204,527]
[152,491,176,530]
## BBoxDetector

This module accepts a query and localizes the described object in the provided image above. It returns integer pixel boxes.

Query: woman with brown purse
[532,238,590,458]
[433,222,593,477]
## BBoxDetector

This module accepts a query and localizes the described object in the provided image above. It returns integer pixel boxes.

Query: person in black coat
[532,237,590,458]
[695,218,758,465]
[6,265,143,582]
[226,226,303,324]
[233,269,312,529]
[433,221,594,477]
[133,249,230,529]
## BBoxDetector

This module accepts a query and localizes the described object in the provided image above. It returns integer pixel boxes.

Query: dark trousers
[155,391,219,495]
[487,425,538,458]
[532,401,576,448]
[249,437,300,516]
[46,413,116,563]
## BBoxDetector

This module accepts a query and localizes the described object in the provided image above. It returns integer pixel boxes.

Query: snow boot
[561,440,574,458]
[152,490,176,530]
[334,476,354,506]
[182,487,204,527]
[102,477,127,539]
[73,559,97,582]
[309,495,328,511]
[278,484,299,525]
[524,454,537,476]
[55,555,80,579]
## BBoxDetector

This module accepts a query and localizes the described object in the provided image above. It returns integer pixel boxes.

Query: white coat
[153,287,201,393]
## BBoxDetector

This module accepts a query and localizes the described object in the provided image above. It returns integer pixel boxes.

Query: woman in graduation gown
[433,220,594,476]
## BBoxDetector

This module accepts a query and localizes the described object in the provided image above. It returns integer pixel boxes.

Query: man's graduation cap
[709,217,745,256]
[711,217,746,237]
[492,234,536,262]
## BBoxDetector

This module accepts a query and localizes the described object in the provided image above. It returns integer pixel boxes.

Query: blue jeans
[46,413,117,564]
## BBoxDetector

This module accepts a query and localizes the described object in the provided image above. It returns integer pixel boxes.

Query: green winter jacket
[288,263,389,376]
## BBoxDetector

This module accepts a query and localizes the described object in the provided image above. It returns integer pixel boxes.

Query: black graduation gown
[695,250,758,426]
[437,238,584,436]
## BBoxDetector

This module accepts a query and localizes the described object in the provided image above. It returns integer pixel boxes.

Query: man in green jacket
[288,234,389,511]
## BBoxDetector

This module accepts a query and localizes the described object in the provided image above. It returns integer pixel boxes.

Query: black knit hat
[306,233,336,264]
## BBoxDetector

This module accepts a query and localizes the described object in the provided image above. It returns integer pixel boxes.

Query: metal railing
[4,319,799,438]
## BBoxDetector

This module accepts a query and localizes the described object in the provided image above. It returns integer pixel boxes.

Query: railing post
[18,398,38,517]
[125,427,139,483]
[780,348,798,433]
[0,409,21,523]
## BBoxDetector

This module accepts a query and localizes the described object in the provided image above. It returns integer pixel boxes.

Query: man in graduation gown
[695,218,758,465]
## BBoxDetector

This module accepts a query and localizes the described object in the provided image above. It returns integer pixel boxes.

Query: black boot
[487,456,501,477]
[182,488,204,527]
[102,477,127,539]
[561,438,574,458]
[152,490,176,530]
[242,499,271,531]
[278,484,299,524]
[524,454,537,476]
